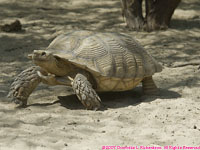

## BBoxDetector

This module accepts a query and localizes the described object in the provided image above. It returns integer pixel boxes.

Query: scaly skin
[142,76,158,95]
[7,66,42,106]
[72,73,101,110]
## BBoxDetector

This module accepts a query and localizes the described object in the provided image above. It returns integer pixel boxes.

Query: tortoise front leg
[142,76,158,95]
[72,73,101,110]
[7,66,42,106]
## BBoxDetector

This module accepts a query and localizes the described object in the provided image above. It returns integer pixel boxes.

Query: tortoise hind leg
[72,73,101,110]
[142,76,158,95]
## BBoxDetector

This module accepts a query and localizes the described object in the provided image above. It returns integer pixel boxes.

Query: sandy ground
[0,0,200,149]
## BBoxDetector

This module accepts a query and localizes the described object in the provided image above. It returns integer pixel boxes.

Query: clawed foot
[37,71,58,85]
[12,98,27,107]
[38,71,72,86]
[7,93,27,107]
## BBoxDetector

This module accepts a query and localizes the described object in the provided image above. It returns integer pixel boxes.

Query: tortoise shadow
[55,87,181,110]
[25,86,180,110]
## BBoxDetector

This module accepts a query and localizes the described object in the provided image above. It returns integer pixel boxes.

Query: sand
[0,0,200,149]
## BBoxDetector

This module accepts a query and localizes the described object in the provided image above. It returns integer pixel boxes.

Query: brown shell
[46,30,162,79]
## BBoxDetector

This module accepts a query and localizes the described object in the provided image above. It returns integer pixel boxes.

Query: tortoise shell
[46,30,162,79]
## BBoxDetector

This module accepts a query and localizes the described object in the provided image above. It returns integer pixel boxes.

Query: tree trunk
[121,0,181,31]
[121,0,144,30]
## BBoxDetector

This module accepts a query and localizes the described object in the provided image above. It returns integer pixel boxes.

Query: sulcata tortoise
[8,30,162,110]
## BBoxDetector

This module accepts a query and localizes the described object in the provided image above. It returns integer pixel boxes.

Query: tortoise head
[28,50,71,76]
[28,50,61,72]
[28,50,55,63]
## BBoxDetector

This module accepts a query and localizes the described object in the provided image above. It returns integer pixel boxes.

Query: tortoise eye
[41,52,46,56]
